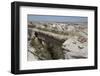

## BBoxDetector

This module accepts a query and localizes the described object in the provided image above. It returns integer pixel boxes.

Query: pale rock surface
[62,36,88,59]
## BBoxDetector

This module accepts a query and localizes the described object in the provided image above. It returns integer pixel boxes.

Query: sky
[28,15,88,23]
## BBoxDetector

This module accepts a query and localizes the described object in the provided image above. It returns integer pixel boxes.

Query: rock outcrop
[28,21,88,61]
[62,36,88,59]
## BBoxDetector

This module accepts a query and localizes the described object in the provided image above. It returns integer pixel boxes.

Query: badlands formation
[27,22,88,61]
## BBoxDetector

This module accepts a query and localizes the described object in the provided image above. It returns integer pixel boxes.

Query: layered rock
[62,36,88,59]
[28,22,88,60]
